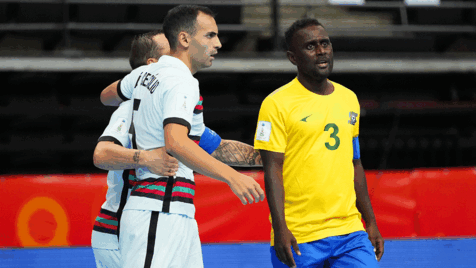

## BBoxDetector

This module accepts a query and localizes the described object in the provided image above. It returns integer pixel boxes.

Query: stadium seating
[1,0,475,173]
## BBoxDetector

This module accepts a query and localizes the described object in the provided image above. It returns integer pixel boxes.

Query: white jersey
[123,55,204,218]
[92,100,134,250]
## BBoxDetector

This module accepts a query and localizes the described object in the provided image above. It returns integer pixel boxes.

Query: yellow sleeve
[254,97,287,153]
[354,107,360,138]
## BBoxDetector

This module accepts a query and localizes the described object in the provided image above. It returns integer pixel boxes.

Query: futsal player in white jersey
[119,5,265,268]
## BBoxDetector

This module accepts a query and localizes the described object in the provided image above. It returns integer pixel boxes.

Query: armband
[199,127,222,154]
[353,136,361,160]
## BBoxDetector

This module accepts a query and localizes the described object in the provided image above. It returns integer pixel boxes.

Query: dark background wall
[1,0,475,174]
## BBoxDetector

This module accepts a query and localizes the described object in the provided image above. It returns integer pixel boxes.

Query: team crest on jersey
[348,112,358,125]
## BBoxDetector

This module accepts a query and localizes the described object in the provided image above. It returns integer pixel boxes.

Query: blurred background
[1,0,476,267]
[1,0,476,173]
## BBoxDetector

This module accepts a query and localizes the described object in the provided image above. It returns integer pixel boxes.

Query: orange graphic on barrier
[16,197,70,247]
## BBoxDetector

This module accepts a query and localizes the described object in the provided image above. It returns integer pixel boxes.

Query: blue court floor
[1,238,475,268]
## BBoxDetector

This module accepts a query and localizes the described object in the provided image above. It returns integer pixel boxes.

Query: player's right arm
[100,80,123,106]
[255,97,300,268]
[100,69,140,106]
[164,123,264,205]
[212,139,262,167]
[260,150,300,268]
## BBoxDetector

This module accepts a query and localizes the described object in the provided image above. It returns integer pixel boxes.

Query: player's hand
[274,226,301,268]
[142,148,179,177]
[366,223,384,261]
[227,173,265,205]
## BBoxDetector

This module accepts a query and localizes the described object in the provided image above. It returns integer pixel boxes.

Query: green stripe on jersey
[96,217,118,226]
[135,185,166,192]
[172,186,195,195]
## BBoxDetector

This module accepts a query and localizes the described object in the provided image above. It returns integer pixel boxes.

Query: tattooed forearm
[133,150,140,164]
[211,140,263,167]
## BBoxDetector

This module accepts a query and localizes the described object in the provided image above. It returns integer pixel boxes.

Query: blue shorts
[270,231,379,268]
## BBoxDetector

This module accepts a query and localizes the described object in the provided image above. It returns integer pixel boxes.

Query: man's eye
[307,44,315,50]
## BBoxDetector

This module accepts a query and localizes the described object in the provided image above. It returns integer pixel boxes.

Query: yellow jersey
[254,78,364,245]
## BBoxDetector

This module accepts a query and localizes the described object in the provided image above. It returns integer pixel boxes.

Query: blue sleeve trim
[353,136,361,160]
[199,127,222,154]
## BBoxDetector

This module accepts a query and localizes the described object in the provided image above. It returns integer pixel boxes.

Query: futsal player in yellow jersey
[255,19,384,268]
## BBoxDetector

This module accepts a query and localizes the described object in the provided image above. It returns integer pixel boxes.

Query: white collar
[158,55,193,76]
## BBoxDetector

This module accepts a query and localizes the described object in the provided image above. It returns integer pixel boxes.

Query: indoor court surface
[1,239,476,268]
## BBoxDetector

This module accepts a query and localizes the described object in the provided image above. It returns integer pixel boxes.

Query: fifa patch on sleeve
[353,136,361,160]
[175,93,192,114]
[256,121,271,142]
[112,117,128,136]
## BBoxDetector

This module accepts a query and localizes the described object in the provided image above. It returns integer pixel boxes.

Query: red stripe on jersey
[171,192,194,199]
[195,105,203,110]
[135,181,168,187]
[135,187,166,196]
[174,181,195,190]
[94,221,118,231]
[129,180,141,187]
[97,213,117,221]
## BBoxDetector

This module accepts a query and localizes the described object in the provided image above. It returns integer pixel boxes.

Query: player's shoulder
[130,64,149,76]
[117,99,133,112]
[109,100,132,120]
[330,80,358,99]
[263,78,296,103]
[155,56,198,87]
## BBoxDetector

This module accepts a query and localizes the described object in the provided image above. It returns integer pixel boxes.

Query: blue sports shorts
[270,231,379,268]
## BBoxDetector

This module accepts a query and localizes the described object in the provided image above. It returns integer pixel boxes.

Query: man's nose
[316,45,325,54]
[215,37,222,50]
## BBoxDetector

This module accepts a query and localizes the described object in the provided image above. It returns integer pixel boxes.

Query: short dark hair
[163,5,215,50]
[285,18,324,51]
[129,30,164,69]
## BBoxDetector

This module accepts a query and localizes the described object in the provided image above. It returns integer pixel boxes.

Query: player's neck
[169,50,196,75]
[297,74,333,95]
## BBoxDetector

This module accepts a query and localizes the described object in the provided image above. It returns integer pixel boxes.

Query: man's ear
[287,50,297,66]
[177,31,191,49]
[146,58,158,65]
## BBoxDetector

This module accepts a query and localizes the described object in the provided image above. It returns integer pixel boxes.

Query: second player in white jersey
[92,100,134,268]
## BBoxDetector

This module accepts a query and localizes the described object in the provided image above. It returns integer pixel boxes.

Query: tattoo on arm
[211,140,262,167]
[133,151,140,164]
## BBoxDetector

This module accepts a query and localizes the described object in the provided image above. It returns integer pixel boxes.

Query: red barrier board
[1,167,475,248]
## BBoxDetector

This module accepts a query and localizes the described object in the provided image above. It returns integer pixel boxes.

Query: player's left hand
[142,148,179,176]
[366,223,384,261]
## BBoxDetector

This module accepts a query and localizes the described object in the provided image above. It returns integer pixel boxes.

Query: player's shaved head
[129,30,169,69]
[285,18,325,52]
[163,5,215,51]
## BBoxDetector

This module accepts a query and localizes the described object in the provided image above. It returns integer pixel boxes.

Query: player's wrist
[135,150,149,168]
[214,166,239,185]
[272,219,289,232]
[365,221,379,229]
